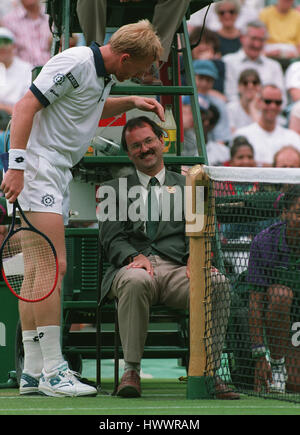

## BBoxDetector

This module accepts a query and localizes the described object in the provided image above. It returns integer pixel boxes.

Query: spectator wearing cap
[0,27,32,117]
[187,26,226,96]
[191,59,232,144]
[182,94,230,164]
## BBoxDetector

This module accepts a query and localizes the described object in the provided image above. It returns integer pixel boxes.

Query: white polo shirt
[29,42,115,168]
[0,56,32,106]
[223,49,286,104]
[285,61,300,92]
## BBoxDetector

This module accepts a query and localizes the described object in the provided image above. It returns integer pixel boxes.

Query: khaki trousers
[109,255,230,368]
[109,255,189,363]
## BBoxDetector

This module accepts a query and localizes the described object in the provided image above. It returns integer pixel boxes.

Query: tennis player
[1,19,164,397]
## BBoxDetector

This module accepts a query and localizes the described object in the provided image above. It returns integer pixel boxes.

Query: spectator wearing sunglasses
[215,0,242,56]
[233,84,300,166]
[227,68,261,133]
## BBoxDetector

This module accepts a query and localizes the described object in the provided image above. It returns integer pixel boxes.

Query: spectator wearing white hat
[0,27,32,117]
[191,59,232,144]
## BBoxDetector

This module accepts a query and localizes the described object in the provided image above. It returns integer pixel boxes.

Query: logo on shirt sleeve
[66,72,79,88]
[53,73,66,85]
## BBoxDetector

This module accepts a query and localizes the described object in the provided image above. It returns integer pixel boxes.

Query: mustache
[140,150,155,159]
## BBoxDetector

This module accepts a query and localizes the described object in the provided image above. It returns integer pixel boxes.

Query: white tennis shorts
[8,151,72,223]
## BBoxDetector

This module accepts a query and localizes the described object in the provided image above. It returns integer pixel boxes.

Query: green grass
[1,379,300,415]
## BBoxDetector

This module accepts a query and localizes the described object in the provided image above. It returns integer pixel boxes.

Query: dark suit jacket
[99,169,189,302]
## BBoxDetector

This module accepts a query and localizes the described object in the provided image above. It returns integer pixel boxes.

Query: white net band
[203,166,300,184]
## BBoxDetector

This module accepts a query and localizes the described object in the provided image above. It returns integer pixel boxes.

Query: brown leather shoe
[215,377,240,400]
[116,370,141,398]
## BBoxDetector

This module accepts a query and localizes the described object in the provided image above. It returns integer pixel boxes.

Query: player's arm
[102,96,165,122]
[1,90,43,203]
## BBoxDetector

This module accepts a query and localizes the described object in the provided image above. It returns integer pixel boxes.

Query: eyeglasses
[263,99,283,106]
[129,136,158,151]
[218,9,237,15]
[241,80,260,86]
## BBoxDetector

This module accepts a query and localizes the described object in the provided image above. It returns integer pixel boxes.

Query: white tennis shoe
[19,372,40,395]
[38,362,97,397]
[269,361,288,394]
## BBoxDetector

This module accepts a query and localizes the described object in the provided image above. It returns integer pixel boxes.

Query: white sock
[22,330,43,378]
[36,325,65,373]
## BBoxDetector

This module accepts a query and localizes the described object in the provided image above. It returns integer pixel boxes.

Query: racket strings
[2,230,58,301]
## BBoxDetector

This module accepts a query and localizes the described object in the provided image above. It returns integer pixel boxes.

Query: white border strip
[203,166,300,184]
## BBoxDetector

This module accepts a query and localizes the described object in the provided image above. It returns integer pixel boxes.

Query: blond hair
[109,19,163,61]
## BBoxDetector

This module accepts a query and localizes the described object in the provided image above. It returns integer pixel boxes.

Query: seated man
[98,115,239,399]
[248,185,300,393]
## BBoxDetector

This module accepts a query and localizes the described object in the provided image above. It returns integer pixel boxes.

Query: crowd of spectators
[185,0,300,169]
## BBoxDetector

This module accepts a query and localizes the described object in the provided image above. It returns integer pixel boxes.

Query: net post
[186,164,215,399]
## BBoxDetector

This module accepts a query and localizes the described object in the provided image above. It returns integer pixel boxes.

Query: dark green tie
[146,177,159,239]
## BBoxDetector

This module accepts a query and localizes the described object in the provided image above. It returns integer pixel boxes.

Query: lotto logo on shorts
[41,194,55,207]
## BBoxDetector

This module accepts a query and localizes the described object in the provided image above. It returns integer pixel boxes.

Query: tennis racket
[0,199,59,302]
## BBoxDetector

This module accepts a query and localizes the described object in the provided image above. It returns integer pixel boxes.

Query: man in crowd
[223,20,285,104]
[234,84,300,166]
